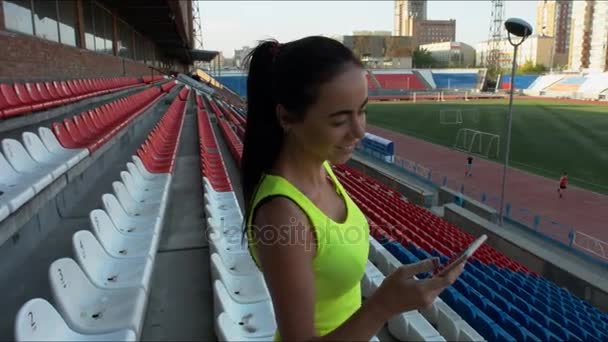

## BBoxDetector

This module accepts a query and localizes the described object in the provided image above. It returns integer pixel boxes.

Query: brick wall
[0,30,156,82]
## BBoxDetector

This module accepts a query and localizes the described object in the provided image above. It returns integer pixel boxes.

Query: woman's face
[286,64,368,165]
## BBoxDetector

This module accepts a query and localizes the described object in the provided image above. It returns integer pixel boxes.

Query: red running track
[366,125,608,253]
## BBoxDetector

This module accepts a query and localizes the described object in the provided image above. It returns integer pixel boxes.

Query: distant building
[233,46,253,69]
[536,0,572,68]
[409,19,456,46]
[419,41,476,67]
[569,0,608,72]
[394,0,428,36]
[476,35,554,69]
[353,30,392,36]
[342,35,415,69]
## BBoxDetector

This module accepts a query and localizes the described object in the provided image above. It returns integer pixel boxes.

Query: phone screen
[434,234,487,276]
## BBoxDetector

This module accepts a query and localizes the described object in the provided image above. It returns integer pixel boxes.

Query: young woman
[241,36,465,341]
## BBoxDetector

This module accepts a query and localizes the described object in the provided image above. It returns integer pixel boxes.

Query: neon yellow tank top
[246,161,370,339]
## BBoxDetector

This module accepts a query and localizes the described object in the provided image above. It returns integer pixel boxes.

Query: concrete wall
[438,186,498,223]
[443,203,608,312]
[0,30,153,81]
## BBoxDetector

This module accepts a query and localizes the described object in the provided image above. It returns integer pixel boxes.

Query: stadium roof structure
[189,49,220,62]
[99,0,200,63]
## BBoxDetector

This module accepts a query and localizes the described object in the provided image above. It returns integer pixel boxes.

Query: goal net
[439,109,463,125]
[454,128,500,158]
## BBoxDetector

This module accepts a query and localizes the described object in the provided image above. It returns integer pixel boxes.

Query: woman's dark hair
[241,36,362,221]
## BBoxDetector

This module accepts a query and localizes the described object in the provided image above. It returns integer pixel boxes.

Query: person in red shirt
[558,172,568,198]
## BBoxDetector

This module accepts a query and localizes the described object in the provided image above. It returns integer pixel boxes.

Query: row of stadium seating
[0,77,162,119]
[501,72,608,99]
[0,84,173,223]
[215,70,483,97]
[333,164,608,342]
[13,91,188,341]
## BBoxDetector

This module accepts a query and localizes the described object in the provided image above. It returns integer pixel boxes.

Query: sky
[199,1,538,58]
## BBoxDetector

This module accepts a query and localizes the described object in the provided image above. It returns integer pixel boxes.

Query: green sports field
[366,99,608,194]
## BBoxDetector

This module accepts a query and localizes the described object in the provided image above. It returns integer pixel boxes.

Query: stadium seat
[14,298,136,342]
[361,260,385,298]
[37,127,89,166]
[72,230,153,292]
[213,280,276,338]
[89,208,157,260]
[0,204,8,222]
[0,152,36,214]
[99,196,159,236]
[112,181,162,218]
[211,243,259,276]
[210,253,270,304]
[120,171,165,205]
[215,312,274,342]
[388,310,446,342]
[2,138,62,182]
[49,258,147,337]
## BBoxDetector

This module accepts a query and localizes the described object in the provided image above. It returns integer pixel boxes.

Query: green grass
[367,99,608,194]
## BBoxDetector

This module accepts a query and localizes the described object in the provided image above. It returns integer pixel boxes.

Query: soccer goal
[439,109,463,124]
[454,128,500,158]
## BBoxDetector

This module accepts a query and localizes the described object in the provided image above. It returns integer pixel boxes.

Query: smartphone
[434,234,487,276]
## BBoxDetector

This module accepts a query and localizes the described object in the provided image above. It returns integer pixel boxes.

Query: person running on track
[465,155,473,177]
[558,172,568,198]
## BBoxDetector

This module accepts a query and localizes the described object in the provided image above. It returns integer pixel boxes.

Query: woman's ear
[276,103,294,132]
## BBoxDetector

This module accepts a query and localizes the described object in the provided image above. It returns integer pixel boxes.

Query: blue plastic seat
[530,308,548,326]
[468,290,485,310]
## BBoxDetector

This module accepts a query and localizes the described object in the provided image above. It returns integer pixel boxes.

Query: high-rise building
[569,0,608,72]
[410,18,456,46]
[535,0,572,68]
[394,0,427,36]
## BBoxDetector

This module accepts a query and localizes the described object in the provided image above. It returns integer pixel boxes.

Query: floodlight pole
[498,33,527,226]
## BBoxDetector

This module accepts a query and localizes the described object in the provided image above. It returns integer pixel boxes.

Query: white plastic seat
[120,171,164,205]
[112,181,162,218]
[14,298,136,342]
[125,163,167,190]
[0,204,8,222]
[0,150,52,194]
[206,204,242,225]
[207,212,243,231]
[0,153,38,211]
[22,132,74,173]
[211,253,269,304]
[91,207,156,237]
[101,194,160,235]
[204,191,240,208]
[38,127,88,168]
[420,298,484,342]
[214,248,259,276]
[370,238,402,275]
[209,228,249,257]
[132,156,169,182]
[49,258,147,337]
[2,139,66,180]
[89,209,157,260]
[73,230,153,292]
[216,312,274,342]
[213,280,276,338]
[388,310,446,342]
[204,179,237,199]
[361,260,385,298]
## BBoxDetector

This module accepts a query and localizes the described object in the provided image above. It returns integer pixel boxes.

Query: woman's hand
[370,257,465,318]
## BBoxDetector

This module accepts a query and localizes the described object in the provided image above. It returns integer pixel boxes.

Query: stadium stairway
[0,82,183,340]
